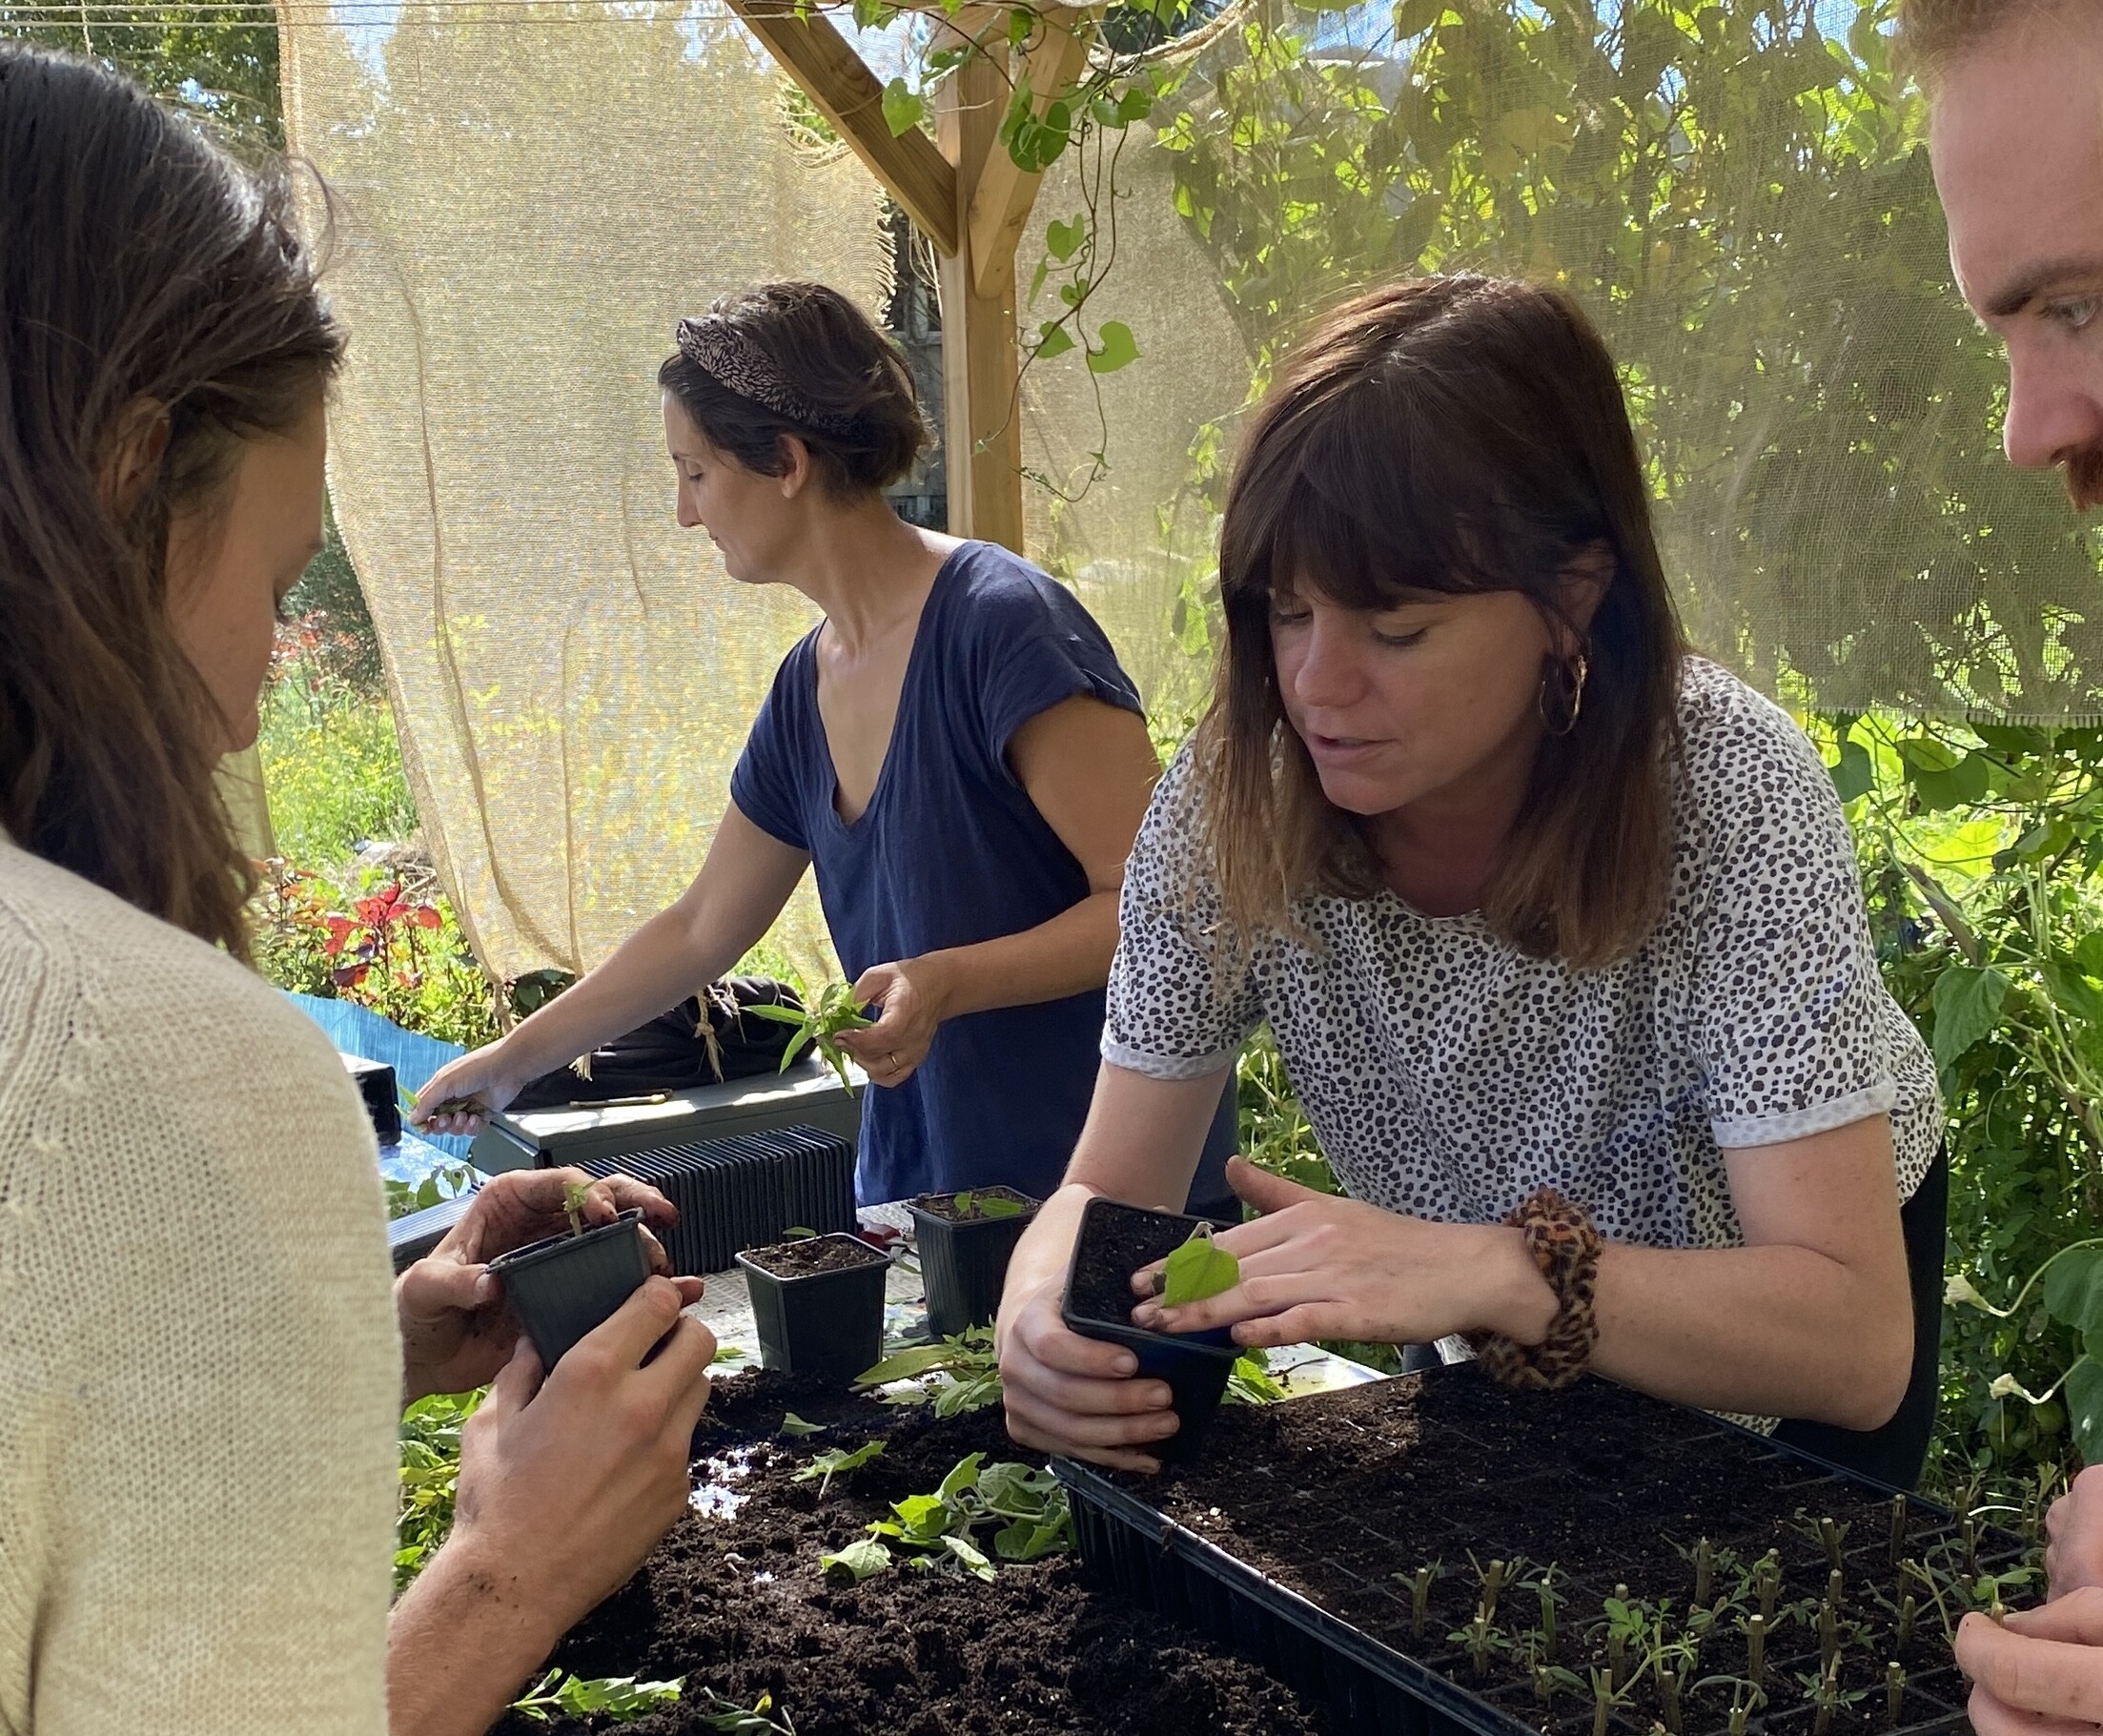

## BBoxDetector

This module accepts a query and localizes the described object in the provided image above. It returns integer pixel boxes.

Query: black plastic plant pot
[488,1206,650,1368]
[1059,1195,1238,1462]
[736,1233,889,1378]
[908,1186,1040,1338]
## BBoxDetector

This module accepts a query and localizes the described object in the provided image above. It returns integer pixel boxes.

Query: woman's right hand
[996,1269,1181,1474]
[412,1044,529,1136]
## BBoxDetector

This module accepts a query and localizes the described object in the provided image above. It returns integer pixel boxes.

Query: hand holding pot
[833,957,945,1089]
[1129,1156,1554,1351]
[389,1278,717,1736]
[996,1266,1181,1475]
[2050,1466,2103,1601]
[1956,1593,2103,1736]
[397,1168,697,1404]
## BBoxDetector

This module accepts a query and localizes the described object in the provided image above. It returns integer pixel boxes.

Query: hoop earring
[1539,651,1589,737]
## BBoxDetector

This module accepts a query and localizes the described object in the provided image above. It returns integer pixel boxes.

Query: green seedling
[1448,1613,1511,1681]
[820,1535,892,1585]
[1224,1347,1289,1405]
[1750,1551,1782,1623]
[1743,1612,1769,1687]
[696,1688,798,1736]
[1799,1655,1870,1736]
[1887,1660,1906,1726]
[1794,1511,1850,1575]
[1693,1679,1767,1736]
[856,1329,1002,1418]
[949,1189,1025,1220]
[1659,1657,1690,1735]
[745,982,876,1090]
[1889,1495,1909,1565]
[1469,1553,1510,1624]
[561,1179,591,1238]
[791,1438,886,1499]
[1588,1665,1629,1736]
[1597,1584,1665,1690]
[1160,1224,1240,1308]
[778,1411,824,1438]
[857,1453,1072,1581]
[511,1670,684,1724]
[1525,1564,1562,1664]
[1396,1560,1442,1640]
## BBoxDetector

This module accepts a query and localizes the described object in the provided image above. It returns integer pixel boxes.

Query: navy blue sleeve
[965,559,1143,771]
[728,639,815,852]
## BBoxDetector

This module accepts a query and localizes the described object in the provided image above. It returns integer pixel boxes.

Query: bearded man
[1910,0,2103,1726]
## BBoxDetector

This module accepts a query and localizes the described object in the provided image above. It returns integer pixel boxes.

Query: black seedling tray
[1057,1368,2011,1736]
[579,1123,854,1274]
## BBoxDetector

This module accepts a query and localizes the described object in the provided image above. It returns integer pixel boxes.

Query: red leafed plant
[321,879,443,990]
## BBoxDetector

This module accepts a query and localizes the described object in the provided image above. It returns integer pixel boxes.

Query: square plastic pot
[908,1186,1040,1338]
[736,1234,889,1379]
[1060,1195,1238,1462]
[488,1206,650,1368]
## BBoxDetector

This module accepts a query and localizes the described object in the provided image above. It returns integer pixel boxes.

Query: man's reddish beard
[2067,445,2103,511]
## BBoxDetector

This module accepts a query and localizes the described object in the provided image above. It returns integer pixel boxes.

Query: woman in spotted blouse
[995,275,1945,1487]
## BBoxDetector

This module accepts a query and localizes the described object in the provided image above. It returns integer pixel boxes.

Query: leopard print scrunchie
[1466,1185,1603,1391]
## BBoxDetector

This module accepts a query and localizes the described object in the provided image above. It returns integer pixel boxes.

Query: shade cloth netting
[281,0,2100,984]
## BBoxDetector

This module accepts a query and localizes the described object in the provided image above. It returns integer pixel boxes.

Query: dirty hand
[1129,1156,1554,1351]
[2050,1467,2103,1600]
[411,1043,531,1137]
[997,1268,1180,1475]
[442,1276,718,1641]
[397,1167,700,1404]
[1957,1591,2103,1736]
[834,957,946,1090]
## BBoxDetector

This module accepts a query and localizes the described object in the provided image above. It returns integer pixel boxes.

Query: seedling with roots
[1799,1655,1870,1736]
[561,1180,591,1238]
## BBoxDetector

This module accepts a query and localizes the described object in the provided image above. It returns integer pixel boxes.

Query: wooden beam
[727,0,959,255]
[936,51,1026,550]
[966,14,1094,299]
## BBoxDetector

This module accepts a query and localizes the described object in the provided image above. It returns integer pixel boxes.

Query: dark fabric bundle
[510,976,805,1110]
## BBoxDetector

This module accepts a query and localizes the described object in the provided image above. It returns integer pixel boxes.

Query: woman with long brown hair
[995,274,1947,1487]
[0,46,716,1735]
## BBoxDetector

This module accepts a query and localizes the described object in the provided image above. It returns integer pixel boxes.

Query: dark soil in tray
[911,1185,1038,1223]
[496,1368,1331,1736]
[1117,1371,2031,1736]
[741,1236,887,1278]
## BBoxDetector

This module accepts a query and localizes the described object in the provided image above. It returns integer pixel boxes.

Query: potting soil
[487,1370,1331,1736]
[742,1236,887,1279]
[1115,1371,2026,1736]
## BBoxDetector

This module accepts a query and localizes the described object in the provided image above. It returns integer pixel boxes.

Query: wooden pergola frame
[729,0,1099,552]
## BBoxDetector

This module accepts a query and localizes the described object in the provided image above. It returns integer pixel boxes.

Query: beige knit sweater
[0,839,398,1735]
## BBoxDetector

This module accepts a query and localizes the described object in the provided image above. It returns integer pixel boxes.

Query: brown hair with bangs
[1198,274,1686,970]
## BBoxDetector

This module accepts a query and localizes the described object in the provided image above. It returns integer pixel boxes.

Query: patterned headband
[673,315,859,439]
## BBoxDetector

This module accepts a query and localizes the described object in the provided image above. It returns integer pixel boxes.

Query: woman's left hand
[834,957,949,1090]
[1130,1156,1555,1350]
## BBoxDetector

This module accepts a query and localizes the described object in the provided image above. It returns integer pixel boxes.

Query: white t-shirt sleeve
[1685,696,1899,1150]
[1102,746,1265,1080]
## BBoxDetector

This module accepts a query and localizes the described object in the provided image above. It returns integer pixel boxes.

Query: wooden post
[936,51,1026,551]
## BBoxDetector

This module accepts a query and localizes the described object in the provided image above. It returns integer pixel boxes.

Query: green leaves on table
[510,1669,684,1724]
[854,1327,1003,1418]
[824,1452,1074,1588]
[1160,1224,1241,1308]
[744,981,875,1090]
[950,1189,1026,1220]
[791,1437,886,1499]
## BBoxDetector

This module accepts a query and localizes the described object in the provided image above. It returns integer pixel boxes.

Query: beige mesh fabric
[1018,0,2103,723]
[279,2,880,982]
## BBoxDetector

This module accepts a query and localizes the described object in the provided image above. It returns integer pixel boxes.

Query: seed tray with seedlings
[1060,1367,2038,1736]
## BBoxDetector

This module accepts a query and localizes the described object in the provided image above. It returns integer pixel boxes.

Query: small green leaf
[936,1451,985,1505]
[1827,739,1872,805]
[778,1411,824,1438]
[1034,321,1076,360]
[1045,215,1085,261]
[1161,1226,1240,1307]
[881,76,923,137]
[2044,1249,2103,1338]
[821,1536,893,1585]
[1930,964,2009,1073]
[1087,320,1141,375]
[941,1532,997,1581]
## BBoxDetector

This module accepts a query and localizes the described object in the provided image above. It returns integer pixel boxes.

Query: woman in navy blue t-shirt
[417,281,1233,1210]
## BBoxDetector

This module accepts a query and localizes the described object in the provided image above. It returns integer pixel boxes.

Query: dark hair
[1200,274,1686,970]
[657,280,926,495]
[0,46,343,957]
